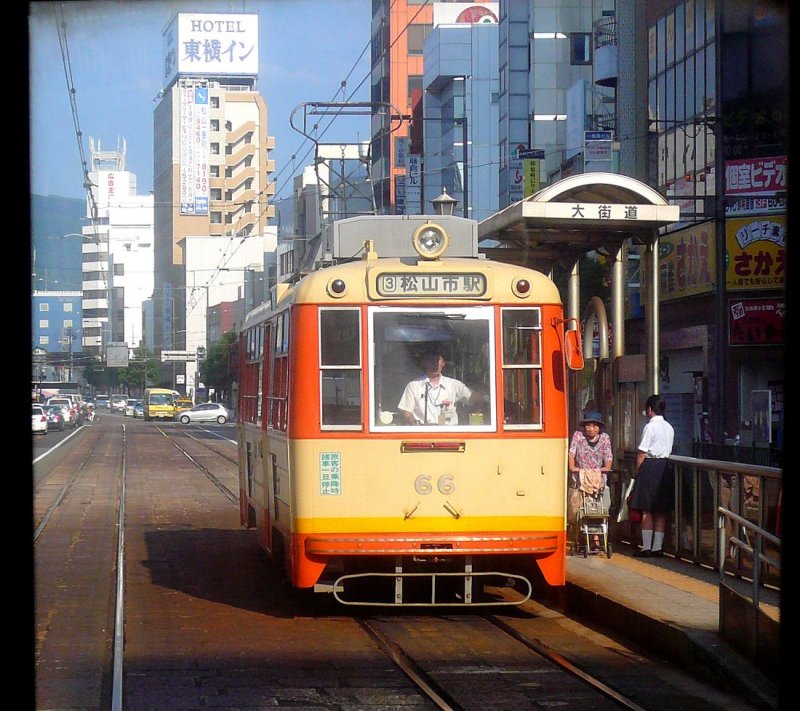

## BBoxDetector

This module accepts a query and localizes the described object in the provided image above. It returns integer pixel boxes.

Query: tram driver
[398,348,474,425]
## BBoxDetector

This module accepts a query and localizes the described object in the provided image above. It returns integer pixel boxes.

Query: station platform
[542,541,783,710]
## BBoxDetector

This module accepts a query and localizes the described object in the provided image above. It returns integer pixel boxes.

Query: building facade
[81,138,154,355]
[152,12,275,389]
[421,18,500,222]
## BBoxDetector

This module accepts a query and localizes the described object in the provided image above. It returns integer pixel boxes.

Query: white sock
[652,531,665,552]
[641,529,653,550]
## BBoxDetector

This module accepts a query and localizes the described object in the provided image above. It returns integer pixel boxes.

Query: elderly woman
[568,411,613,512]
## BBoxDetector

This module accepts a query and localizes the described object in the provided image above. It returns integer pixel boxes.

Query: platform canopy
[478,172,680,272]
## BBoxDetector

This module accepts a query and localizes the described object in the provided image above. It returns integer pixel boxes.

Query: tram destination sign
[376,272,487,297]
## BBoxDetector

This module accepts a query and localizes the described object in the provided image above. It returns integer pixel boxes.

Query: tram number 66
[414,474,455,495]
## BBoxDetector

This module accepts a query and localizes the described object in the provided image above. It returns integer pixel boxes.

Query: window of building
[63,319,73,328]
[407,23,432,55]
[39,336,49,346]
[210,165,220,177]
[63,303,73,312]
[114,264,124,276]
[210,119,219,132]
[210,188,222,200]
[210,96,219,108]
[210,142,220,155]
[40,303,49,312]
[408,75,423,105]
[210,211,222,224]
[39,319,49,328]
[570,33,592,64]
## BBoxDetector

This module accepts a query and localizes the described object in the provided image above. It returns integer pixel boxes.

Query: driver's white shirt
[397,375,472,424]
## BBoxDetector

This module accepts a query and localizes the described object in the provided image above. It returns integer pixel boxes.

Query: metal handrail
[717,507,780,608]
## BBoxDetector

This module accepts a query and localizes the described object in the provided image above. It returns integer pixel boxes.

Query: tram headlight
[412,222,449,260]
[512,278,532,298]
[327,278,348,298]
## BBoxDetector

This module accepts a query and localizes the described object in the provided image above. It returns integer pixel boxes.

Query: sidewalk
[545,542,781,710]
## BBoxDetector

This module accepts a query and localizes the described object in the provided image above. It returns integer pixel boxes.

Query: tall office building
[152,12,275,376]
[81,138,154,355]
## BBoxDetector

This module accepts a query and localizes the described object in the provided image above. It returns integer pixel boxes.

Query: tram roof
[478,172,680,273]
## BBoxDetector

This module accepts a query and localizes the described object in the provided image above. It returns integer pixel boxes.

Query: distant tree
[552,251,612,312]
[84,359,119,392]
[199,332,237,401]
[118,347,160,395]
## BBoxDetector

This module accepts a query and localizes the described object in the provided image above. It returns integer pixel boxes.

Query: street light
[431,187,458,216]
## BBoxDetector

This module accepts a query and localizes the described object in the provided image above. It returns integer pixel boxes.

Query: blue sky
[29,0,372,203]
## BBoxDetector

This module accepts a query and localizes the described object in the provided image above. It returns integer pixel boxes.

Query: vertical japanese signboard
[406,154,422,215]
[517,147,544,198]
[179,81,209,216]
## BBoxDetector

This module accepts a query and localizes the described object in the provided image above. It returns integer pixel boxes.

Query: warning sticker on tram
[376,272,487,297]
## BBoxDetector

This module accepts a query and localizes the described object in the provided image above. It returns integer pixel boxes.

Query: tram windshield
[369,306,496,431]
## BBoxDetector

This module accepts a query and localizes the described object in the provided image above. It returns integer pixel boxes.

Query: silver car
[178,402,231,425]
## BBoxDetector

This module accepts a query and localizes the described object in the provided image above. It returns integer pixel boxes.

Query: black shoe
[649,549,664,558]
[632,549,651,558]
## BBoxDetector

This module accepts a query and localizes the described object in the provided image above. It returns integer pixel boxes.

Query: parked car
[32,405,49,434]
[53,403,79,428]
[178,402,231,425]
[43,405,66,431]
[124,398,140,417]
[133,401,144,418]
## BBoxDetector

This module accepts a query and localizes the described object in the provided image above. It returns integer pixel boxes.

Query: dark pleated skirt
[629,458,674,513]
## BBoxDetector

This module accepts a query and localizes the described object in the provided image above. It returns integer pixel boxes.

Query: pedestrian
[568,410,613,517]
[630,394,675,557]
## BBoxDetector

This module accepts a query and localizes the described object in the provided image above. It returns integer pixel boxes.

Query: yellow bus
[143,388,176,421]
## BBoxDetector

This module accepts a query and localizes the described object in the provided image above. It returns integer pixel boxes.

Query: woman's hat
[580,411,604,426]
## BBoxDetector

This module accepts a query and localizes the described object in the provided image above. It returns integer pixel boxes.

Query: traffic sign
[517,148,545,160]
[584,130,612,141]
[161,350,196,362]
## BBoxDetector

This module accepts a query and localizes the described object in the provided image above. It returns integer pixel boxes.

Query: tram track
[154,424,239,504]
[33,417,765,711]
[358,613,648,711]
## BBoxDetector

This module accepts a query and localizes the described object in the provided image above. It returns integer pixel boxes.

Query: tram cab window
[320,309,362,429]
[370,307,496,431]
[501,309,542,428]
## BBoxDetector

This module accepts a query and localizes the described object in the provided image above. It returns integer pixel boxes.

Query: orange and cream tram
[237,215,583,606]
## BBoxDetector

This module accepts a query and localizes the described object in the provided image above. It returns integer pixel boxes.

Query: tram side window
[320,309,362,428]
[240,326,261,425]
[501,308,542,427]
[269,312,289,431]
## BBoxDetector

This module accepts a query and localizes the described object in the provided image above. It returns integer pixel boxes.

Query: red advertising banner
[724,155,787,195]
[728,298,785,346]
